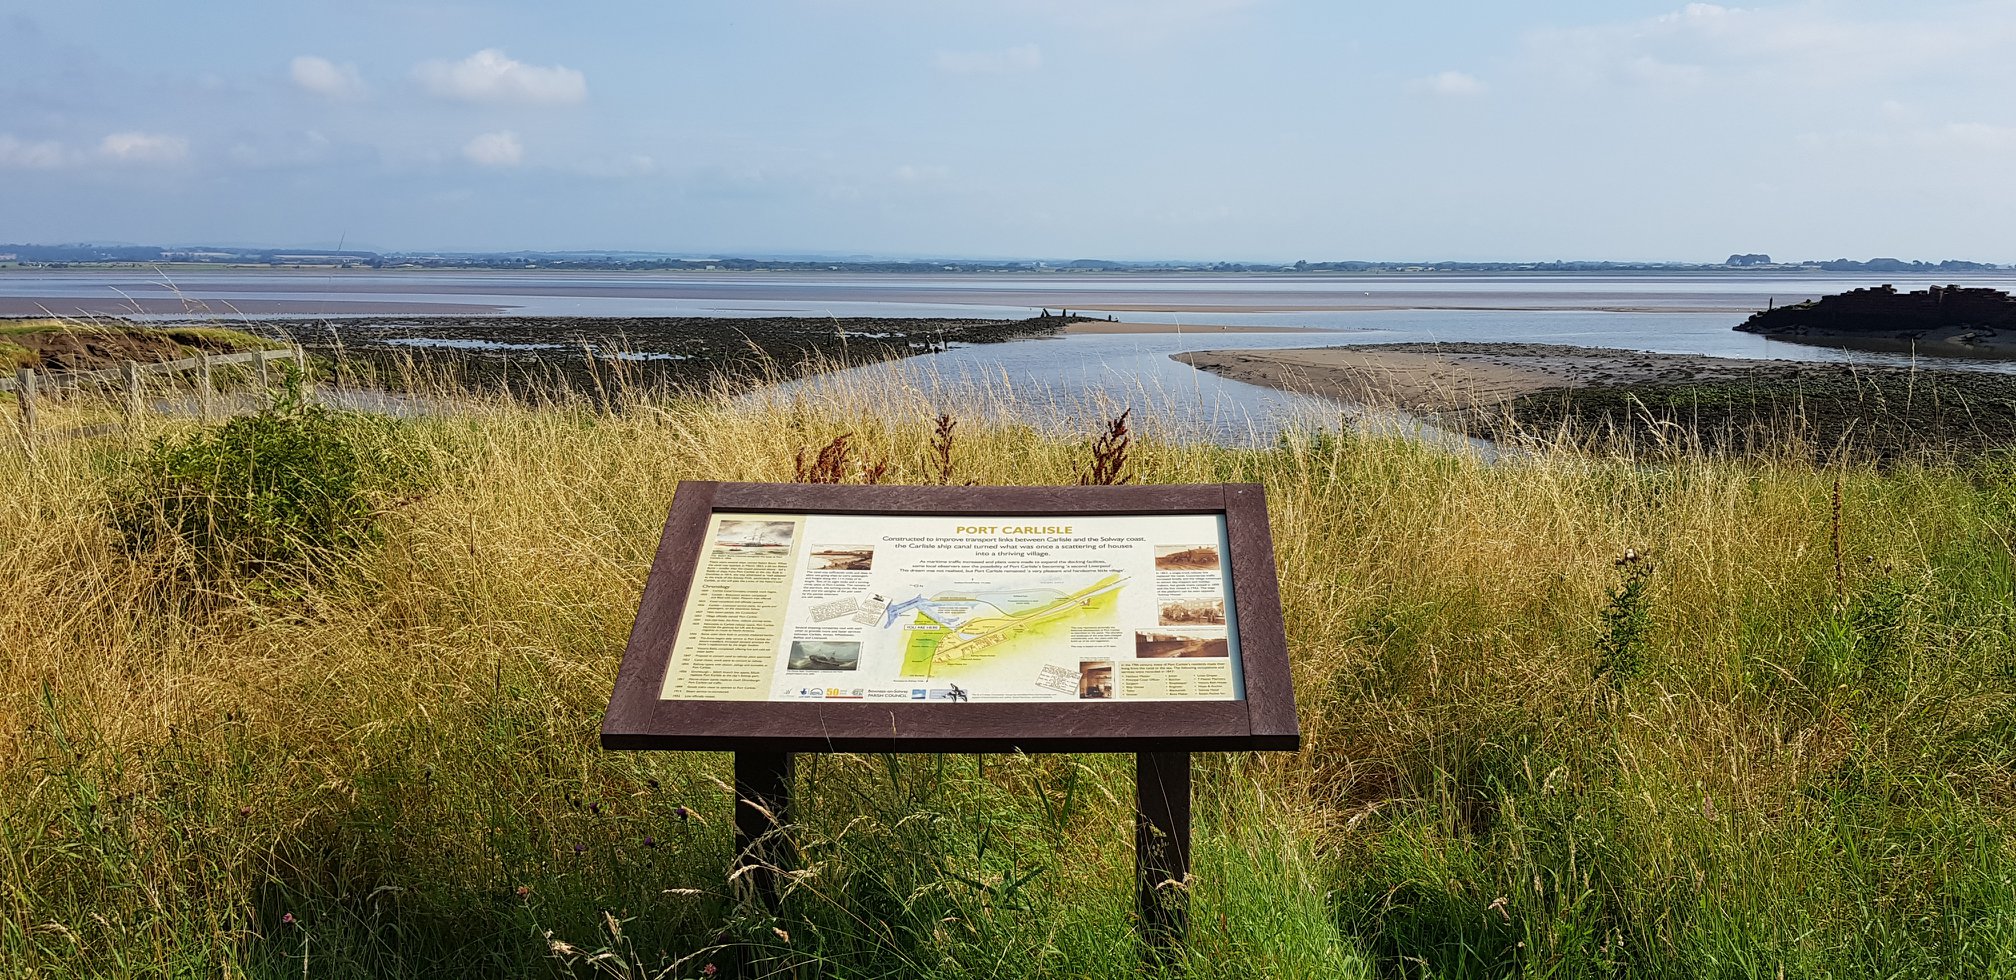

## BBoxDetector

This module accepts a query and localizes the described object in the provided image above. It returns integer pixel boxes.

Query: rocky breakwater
[1736,283,2016,356]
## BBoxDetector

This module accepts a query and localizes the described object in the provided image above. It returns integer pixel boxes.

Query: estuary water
[8,269,2015,442]
[8,268,2016,329]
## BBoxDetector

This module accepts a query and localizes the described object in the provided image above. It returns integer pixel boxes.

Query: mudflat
[1061,320,1332,335]
[270,314,1071,393]
[1173,343,1776,412]
[1177,342,2016,459]
[0,296,509,317]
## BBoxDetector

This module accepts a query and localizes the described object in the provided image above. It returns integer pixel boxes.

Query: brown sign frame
[601,481,1298,754]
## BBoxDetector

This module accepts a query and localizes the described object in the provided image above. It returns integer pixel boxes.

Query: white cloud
[99,132,188,164]
[934,43,1043,75]
[1412,70,1485,96]
[0,134,71,169]
[1526,2,2016,93]
[416,49,587,106]
[462,130,523,167]
[290,55,366,100]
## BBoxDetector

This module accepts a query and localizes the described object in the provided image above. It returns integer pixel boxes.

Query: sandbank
[1174,343,1783,413]
[0,296,509,317]
[1061,320,1334,335]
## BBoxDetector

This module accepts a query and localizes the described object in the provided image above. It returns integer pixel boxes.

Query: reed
[1,363,2012,979]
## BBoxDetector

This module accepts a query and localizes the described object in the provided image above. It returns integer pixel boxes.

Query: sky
[1,0,2012,262]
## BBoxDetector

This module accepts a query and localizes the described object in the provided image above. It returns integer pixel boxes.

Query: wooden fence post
[254,348,271,394]
[583,345,612,414]
[123,360,142,419]
[1136,751,1193,968]
[198,353,214,421]
[733,751,796,910]
[15,367,36,446]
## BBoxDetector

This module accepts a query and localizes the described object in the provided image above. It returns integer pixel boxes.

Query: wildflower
[643,835,657,848]
[590,802,602,815]
[281,913,296,926]
[673,806,691,822]
[702,965,717,977]
[573,843,586,855]
[515,885,531,899]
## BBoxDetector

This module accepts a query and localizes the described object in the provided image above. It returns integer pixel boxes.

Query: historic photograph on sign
[1135,629,1231,659]
[1078,660,1115,699]
[1158,597,1226,626]
[1154,544,1220,570]
[715,519,795,551]
[809,545,874,570]
[788,640,861,671]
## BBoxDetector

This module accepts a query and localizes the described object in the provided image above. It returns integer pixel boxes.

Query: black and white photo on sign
[809,545,874,570]
[788,640,861,671]
[715,519,794,550]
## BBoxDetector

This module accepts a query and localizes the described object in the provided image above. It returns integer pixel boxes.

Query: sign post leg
[732,750,795,909]
[1136,750,1191,968]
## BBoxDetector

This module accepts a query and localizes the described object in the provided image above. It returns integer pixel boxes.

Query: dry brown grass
[2,369,2013,977]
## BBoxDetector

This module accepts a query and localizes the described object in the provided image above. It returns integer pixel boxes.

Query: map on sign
[657,512,1242,703]
[885,574,1128,678]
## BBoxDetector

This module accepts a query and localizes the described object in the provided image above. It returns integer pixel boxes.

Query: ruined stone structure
[1736,284,2016,350]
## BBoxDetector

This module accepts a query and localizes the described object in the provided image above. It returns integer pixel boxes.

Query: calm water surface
[10,270,2014,442]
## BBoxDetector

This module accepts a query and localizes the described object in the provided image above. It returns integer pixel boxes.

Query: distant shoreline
[4,267,2013,322]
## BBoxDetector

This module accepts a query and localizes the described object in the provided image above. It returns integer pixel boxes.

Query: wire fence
[7,346,305,444]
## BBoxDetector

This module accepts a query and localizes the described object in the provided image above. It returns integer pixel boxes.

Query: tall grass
[2,366,2013,978]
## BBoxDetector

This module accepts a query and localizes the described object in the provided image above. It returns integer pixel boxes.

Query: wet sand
[1061,320,1336,335]
[0,271,1818,316]
[1092,303,1741,314]
[1178,342,2016,460]
[1174,343,1774,412]
[269,314,1070,393]
[0,296,508,317]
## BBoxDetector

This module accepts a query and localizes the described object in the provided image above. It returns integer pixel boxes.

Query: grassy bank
[1478,369,2016,463]
[1,317,285,374]
[2,375,2013,978]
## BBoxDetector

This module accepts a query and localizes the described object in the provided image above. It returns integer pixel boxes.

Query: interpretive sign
[664,510,1241,704]
[600,481,1298,963]
[602,482,1297,752]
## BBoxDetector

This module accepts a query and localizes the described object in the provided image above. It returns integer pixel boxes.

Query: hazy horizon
[3,1,2011,263]
[5,240,2010,269]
